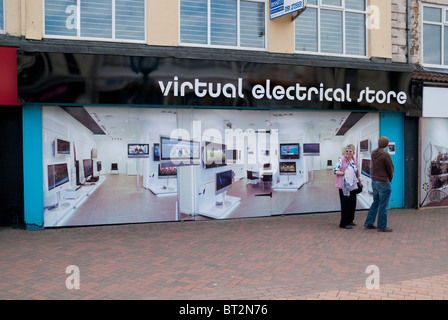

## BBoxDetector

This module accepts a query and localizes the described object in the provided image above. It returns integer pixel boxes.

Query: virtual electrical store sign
[270,0,305,19]
[158,77,408,106]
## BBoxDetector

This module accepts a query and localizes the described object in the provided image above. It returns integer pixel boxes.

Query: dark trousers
[338,189,357,227]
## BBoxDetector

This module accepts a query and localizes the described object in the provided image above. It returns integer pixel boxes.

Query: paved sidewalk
[1,208,448,300]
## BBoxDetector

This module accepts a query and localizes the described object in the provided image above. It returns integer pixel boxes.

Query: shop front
[17,51,416,229]
[417,75,448,209]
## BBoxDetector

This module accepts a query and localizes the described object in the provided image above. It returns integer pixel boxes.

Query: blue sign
[270,0,305,19]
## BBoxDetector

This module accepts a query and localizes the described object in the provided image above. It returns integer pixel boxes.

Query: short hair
[378,136,389,148]
[344,144,355,154]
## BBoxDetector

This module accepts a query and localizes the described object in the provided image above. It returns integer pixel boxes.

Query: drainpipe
[407,0,410,65]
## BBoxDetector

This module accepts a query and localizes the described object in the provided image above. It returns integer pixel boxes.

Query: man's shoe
[349,222,356,226]
[340,225,353,229]
[364,225,376,229]
[377,227,393,232]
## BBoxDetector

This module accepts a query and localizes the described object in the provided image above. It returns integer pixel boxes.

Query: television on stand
[46,163,70,210]
[280,143,300,159]
[303,143,320,156]
[83,158,98,182]
[361,158,371,178]
[279,161,297,186]
[215,169,233,207]
[158,164,177,190]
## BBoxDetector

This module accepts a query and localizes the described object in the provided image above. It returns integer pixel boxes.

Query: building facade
[0,0,427,229]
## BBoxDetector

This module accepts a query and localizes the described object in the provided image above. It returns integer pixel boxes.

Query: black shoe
[340,225,353,229]
[364,225,376,229]
[377,227,393,232]
[349,222,356,226]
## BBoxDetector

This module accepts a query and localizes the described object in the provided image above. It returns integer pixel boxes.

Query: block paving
[1,208,448,300]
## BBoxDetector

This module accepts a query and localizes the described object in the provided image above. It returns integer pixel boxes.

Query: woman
[334,144,363,229]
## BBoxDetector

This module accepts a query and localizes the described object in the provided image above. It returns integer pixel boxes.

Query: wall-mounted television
[48,163,69,190]
[280,143,300,159]
[55,138,70,155]
[158,164,177,178]
[160,136,200,161]
[360,139,370,152]
[154,143,160,161]
[215,170,233,195]
[128,143,149,158]
[204,141,226,169]
[83,159,93,179]
[361,158,371,178]
[279,162,297,175]
[303,143,320,156]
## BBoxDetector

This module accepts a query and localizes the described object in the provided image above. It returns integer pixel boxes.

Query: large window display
[419,117,448,208]
[42,106,380,227]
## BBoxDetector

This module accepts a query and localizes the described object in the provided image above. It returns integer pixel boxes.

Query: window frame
[43,0,147,44]
[294,0,368,58]
[421,3,448,69]
[179,0,267,51]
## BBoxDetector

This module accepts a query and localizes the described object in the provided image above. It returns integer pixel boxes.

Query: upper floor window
[44,0,146,43]
[180,0,266,50]
[422,4,448,67]
[295,0,366,57]
[0,0,5,33]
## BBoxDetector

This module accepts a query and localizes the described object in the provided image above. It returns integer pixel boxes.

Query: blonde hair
[343,144,355,154]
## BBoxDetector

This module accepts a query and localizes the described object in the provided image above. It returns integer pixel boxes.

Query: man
[364,136,394,232]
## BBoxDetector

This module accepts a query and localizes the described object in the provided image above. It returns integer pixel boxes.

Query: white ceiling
[84,106,350,141]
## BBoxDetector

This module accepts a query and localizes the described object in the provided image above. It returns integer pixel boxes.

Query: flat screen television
[279,162,297,175]
[48,163,69,190]
[215,169,233,195]
[204,141,226,169]
[303,143,320,156]
[360,139,370,152]
[361,158,371,178]
[55,138,70,155]
[158,164,177,178]
[154,143,160,161]
[160,136,200,161]
[83,159,93,179]
[128,143,150,158]
[280,143,300,159]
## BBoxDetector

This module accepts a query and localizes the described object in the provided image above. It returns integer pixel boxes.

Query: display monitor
[83,159,93,179]
[360,139,370,152]
[158,164,177,178]
[128,143,149,158]
[215,170,233,195]
[55,138,70,155]
[361,158,371,178]
[279,162,297,175]
[204,141,226,169]
[160,136,200,161]
[280,143,300,159]
[303,143,320,156]
[48,163,69,190]
[154,143,160,161]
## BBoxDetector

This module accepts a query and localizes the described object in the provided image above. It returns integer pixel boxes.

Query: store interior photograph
[42,106,380,227]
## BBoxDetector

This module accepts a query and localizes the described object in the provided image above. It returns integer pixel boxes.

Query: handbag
[354,182,363,194]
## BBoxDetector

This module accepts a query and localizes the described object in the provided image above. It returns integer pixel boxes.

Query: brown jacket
[371,147,394,182]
